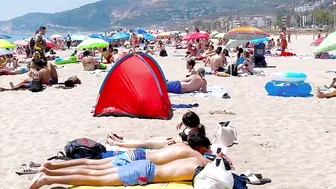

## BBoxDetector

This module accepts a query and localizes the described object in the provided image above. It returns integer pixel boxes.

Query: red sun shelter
[94,52,172,119]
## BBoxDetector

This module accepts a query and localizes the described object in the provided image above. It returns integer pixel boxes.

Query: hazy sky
[0,0,99,21]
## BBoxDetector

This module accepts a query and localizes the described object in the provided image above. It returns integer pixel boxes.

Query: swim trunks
[166,81,182,94]
[216,67,225,72]
[112,149,146,167]
[50,77,58,85]
[106,55,112,64]
[237,57,245,65]
[27,81,50,88]
[118,160,156,186]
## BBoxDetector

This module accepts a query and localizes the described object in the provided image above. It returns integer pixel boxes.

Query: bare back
[154,157,205,183]
[38,67,51,84]
[47,62,58,79]
[82,56,95,71]
[181,75,207,93]
[146,144,205,165]
[210,55,222,71]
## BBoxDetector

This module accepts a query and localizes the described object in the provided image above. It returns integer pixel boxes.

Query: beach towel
[169,86,227,98]
[69,182,192,189]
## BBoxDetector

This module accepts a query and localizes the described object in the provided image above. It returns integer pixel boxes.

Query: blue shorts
[112,149,146,167]
[27,83,32,88]
[50,77,58,85]
[118,160,156,186]
[167,81,182,94]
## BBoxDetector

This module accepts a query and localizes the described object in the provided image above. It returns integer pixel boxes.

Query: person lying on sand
[166,68,207,94]
[29,153,212,189]
[0,61,50,92]
[108,111,206,149]
[317,78,336,98]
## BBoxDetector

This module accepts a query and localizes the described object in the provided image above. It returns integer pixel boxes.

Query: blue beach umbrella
[71,34,89,41]
[0,34,12,39]
[89,34,111,43]
[250,37,269,44]
[134,28,147,34]
[142,33,154,40]
[109,32,130,41]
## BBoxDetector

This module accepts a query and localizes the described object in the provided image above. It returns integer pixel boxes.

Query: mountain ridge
[0,0,315,33]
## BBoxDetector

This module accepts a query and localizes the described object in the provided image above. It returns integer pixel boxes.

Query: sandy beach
[1,35,336,189]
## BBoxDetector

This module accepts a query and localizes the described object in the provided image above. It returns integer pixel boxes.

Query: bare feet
[106,135,119,146]
[317,87,324,98]
[29,172,45,189]
[0,87,7,92]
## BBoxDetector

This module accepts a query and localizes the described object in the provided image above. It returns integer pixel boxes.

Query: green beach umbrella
[0,39,16,49]
[315,31,336,54]
[77,38,109,50]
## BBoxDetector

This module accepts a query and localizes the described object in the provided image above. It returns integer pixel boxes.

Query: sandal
[15,165,39,175]
[21,161,41,168]
[241,170,272,185]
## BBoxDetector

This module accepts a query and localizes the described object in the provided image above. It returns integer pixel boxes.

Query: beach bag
[64,138,106,159]
[29,79,43,92]
[193,148,234,189]
[213,121,237,147]
[159,50,168,57]
[226,64,238,76]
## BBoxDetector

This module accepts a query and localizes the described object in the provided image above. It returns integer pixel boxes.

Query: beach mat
[169,86,227,98]
[326,69,336,73]
[69,182,192,189]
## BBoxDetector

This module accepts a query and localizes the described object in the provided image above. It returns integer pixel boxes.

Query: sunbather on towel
[167,68,207,94]
[29,154,212,189]
[108,111,206,149]
[317,78,336,98]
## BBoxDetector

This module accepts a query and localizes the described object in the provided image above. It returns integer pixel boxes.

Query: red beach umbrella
[310,37,324,46]
[183,32,209,41]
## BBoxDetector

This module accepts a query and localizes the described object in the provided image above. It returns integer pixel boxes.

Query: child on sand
[186,59,196,77]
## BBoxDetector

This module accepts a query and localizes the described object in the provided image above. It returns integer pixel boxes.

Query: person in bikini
[279,27,287,53]
[82,50,99,71]
[166,68,207,94]
[101,48,113,64]
[317,78,336,98]
[108,111,206,149]
[0,61,51,92]
[237,51,254,75]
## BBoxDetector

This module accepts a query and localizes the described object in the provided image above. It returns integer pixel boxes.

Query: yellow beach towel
[69,182,192,189]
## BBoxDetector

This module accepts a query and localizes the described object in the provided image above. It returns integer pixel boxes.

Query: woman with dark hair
[236,48,244,65]
[107,111,207,149]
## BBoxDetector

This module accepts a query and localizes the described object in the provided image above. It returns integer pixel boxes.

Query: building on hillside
[294,0,324,13]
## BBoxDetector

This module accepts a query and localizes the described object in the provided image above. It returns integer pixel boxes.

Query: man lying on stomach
[29,134,212,188]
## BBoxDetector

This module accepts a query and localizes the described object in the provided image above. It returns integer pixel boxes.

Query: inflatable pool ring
[270,72,307,82]
[55,56,78,65]
[265,72,312,97]
[329,54,336,59]
[99,63,107,70]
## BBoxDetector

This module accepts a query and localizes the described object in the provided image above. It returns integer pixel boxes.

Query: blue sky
[0,0,99,21]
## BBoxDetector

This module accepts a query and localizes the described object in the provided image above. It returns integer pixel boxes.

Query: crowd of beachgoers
[0,25,336,189]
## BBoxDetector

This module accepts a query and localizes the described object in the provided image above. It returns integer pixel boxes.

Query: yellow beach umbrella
[214,33,226,38]
[157,32,171,37]
[0,39,16,49]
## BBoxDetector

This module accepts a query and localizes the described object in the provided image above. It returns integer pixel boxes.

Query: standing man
[66,35,72,49]
[33,26,47,63]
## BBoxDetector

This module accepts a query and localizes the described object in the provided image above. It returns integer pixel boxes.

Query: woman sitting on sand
[317,78,336,98]
[107,111,207,149]
[82,50,99,71]
[237,51,254,75]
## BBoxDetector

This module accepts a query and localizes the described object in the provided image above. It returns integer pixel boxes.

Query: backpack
[29,38,35,48]
[29,79,43,92]
[64,138,106,159]
[226,64,238,76]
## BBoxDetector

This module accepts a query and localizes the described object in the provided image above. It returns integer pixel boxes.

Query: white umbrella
[71,34,89,41]
[49,34,63,39]
[225,39,248,49]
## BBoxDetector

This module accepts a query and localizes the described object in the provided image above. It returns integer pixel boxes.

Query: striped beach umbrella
[225,26,269,40]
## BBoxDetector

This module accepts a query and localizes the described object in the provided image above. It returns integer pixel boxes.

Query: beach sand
[1,35,336,189]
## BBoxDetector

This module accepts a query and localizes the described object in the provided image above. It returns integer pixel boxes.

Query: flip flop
[241,170,271,185]
[21,161,41,168]
[15,165,39,175]
[191,103,199,108]
[222,93,231,99]
[112,133,124,140]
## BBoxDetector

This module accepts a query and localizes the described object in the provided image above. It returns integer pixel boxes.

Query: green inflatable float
[55,56,78,65]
